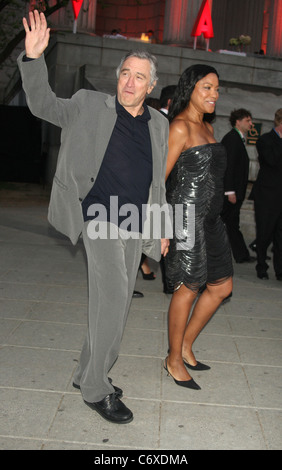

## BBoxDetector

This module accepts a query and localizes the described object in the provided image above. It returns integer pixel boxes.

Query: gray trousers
[73,222,142,402]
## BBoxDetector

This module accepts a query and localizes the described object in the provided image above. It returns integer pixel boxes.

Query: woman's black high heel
[167,349,210,370]
[139,266,156,280]
[183,359,211,371]
[163,358,201,390]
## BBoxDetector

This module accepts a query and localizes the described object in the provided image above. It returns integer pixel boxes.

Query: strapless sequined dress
[165,143,233,292]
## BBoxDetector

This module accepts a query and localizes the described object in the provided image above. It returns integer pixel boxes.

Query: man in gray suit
[19,10,169,424]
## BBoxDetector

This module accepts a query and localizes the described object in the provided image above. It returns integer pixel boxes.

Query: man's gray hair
[116,50,158,86]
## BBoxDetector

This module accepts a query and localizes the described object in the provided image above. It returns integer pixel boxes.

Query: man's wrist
[23,55,36,62]
[25,52,42,60]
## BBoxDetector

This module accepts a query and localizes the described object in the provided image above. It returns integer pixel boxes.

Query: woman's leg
[182,277,233,365]
[166,284,198,381]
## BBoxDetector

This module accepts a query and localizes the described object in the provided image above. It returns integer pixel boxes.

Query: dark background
[0,105,43,183]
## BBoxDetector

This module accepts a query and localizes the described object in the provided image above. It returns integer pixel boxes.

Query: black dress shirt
[82,98,152,233]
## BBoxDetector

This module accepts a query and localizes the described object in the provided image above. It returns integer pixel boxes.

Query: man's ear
[147,80,157,95]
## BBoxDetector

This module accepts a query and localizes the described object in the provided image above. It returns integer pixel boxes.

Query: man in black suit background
[140,85,177,293]
[253,108,282,281]
[158,85,176,293]
[221,108,255,263]
[159,85,176,118]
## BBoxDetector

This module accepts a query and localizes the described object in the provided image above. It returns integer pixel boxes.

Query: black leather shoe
[139,266,155,280]
[257,272,269,280]
[248,242,270,259]
[276,274,282,281]
[132,290,144,298]
[73,378,123,398]
[85,393,133,424]
[249,242,257,252]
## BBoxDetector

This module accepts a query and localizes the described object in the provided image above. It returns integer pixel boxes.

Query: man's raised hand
[23,10,50,59]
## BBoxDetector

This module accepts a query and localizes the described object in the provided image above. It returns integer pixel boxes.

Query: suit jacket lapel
[148,116,161,188]
[93,95,117,173]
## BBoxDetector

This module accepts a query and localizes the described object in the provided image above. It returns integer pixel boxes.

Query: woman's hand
[161,238,170,257]
[23,10,50,59]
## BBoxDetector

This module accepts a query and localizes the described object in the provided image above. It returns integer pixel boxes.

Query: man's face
[117,57,155,116]
[236,116,253,134]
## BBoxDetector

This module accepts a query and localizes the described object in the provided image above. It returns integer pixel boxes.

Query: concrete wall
[12,32,282,183]
[210,0,265,54]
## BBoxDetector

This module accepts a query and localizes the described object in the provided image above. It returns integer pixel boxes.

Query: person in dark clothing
[159,85,177,292]
[141,86,177,287]
[19,10,170,424]
[159,85,177,117]
[221,108,255,263]
[253,108,282,280]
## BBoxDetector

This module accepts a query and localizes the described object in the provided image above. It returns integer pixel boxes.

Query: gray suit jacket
[17,52,169,261]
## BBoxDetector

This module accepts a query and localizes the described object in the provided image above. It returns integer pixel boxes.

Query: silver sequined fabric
[165,143,233,292]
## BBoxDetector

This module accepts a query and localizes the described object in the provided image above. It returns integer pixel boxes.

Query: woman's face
[190,73,219,114]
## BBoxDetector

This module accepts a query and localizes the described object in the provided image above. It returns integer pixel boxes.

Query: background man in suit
[159,85,177,117]
[253,108,282,280]
[19,10,169,424]
[142,85,177,291]
[221,108,255,263]
[158,85,176,293]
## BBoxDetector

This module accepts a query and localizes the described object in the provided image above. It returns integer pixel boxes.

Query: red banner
[72,0,84,20]
[191,0,214,39]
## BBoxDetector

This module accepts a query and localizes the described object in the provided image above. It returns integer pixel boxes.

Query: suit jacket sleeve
[160,121,169,208]
[256,131,281,167]
[221,131,238,192]
[221,129,249,200]
[17,51,80,128]
[255,130,282,192]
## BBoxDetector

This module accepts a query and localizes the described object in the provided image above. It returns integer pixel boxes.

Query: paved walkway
[0,186,281,450]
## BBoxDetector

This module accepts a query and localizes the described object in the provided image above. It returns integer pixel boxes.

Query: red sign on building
[191,0,214,39]
[72,0,84,20]
[191,0,214,50]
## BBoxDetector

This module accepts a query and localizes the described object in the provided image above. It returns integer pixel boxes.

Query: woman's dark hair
[168,64,219,123]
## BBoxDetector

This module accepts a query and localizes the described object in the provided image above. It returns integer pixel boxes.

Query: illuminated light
[191,0,214,39]
[141,33,150,42]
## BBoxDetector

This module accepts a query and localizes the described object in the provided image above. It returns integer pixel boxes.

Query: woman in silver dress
[164,65,233,390]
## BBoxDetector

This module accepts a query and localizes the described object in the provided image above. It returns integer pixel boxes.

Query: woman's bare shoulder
[170,117,190,135]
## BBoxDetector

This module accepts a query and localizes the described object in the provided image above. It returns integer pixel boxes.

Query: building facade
[43,0,282,57]
[3,0,282,191]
